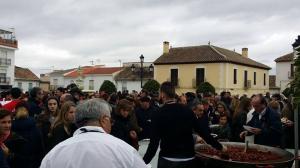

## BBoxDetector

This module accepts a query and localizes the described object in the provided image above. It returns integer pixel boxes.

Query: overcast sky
[1,0,299,75]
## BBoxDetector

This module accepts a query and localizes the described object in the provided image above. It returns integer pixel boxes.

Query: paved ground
[138,139,158,168]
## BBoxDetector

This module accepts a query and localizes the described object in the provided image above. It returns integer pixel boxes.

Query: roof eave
[154,61,271,70]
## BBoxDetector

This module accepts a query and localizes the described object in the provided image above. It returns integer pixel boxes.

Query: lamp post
[131,55,154,89]
[140,54,144,88]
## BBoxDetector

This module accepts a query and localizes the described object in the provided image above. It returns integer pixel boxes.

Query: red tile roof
[15,66,39,81]
[154,45,271,70]
[64,67,122,78]
[274,52,293,62]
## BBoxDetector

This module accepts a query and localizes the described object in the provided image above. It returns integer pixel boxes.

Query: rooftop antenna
[90,60,94,65]
[118,59,122,67]
[208,41,211,45]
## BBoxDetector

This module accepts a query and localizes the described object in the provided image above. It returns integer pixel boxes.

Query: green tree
[291,46,300,103]
[99,80,117,95]
[282,87,292,98]
[143,79,160,93]
[196,82,215,95]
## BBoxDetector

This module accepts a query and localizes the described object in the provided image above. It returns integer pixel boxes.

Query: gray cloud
[0,0,299,75]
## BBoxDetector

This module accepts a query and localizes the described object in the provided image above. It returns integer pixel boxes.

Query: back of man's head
[75,98,111,127]
[29,87,41,99]
[160,81,175,98]
[10,87,22,99]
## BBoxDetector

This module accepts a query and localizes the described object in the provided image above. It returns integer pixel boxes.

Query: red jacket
[2,100,21,112]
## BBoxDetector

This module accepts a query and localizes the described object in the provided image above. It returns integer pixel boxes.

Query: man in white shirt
[40,98,148,168]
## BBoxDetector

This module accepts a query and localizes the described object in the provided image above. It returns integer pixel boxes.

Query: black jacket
[27,98,43,117]
[143,102,222,164]
[48,123,77,150]
[111,115,134,146]
[0,149,9,168]
[135,106,157,140]
[231,110,248,142]
[7,117,44,168]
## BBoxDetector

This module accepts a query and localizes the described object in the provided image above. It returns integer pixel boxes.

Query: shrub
[196,82,215,95]
[99,80,117,95]
[143,79,160,93]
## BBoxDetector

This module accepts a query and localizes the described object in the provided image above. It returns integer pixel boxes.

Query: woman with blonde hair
[49,101,77,150]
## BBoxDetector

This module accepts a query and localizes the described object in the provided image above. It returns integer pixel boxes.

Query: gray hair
[75,98,111,126]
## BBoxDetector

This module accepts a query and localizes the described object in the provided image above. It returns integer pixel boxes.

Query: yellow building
[154,42,271,95]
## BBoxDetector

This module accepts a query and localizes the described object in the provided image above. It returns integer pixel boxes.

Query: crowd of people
[0,81,296,168]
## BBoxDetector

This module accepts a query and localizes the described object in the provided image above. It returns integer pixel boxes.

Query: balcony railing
[0,77,10,84]
[0,58,11,66]
[0,38,18,48]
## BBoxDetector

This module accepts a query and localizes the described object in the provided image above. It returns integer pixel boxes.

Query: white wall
[7,49,15,86]
[276,62,292,91]
[0,48,15,86]
[84,75,115,91]
[49,75,65,87]
[63,75,116,91]
[14,80,40,92]
[116,80,147,92]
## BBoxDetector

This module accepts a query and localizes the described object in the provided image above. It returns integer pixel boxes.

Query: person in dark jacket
[36,97,59,152]
[27,87,44,117]
[214,115,231,141]
[111,99,138,150]
[231,97,251,142]
[48,101,76,150]
[135,96,157,140]
[241,95,282,147]
[10,101,44,168]
[0,109,12,167]
[143,82,225,168]
[0,148,9,168]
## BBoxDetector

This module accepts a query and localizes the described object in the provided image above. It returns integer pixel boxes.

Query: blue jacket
[247,107,282,147]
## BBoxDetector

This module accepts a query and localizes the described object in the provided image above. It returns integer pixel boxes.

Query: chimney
[242,48,248,57]
[163,41,170,54]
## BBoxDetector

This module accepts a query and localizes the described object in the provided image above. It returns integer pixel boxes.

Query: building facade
[49,66,122,91]
[154,41,271,95]
[0,28,18,91]
[40,74,50,92]
[274,53,294,92]
[114,62,154,92]
[14,66,40,92]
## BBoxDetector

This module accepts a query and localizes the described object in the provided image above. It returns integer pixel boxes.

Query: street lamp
[139,54,144,88]
[131,55,154,89]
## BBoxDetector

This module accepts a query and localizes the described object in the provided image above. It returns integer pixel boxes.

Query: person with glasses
[40,98,147,168]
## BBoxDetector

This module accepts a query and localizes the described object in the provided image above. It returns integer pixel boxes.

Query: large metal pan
[195,142,294,168]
